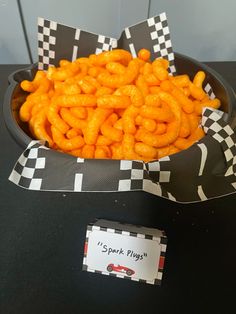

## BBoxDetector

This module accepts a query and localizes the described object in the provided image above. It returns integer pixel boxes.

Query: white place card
[82,219,167,285]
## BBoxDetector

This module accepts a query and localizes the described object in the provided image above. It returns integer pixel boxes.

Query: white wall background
[0,0,235,63]
[0,0,29,63]
[0,0,149,63]
[149,0,236,61]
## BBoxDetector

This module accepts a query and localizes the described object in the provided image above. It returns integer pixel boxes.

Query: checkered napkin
[8,108,236,203]
[8,13,236,202]
[37,12,176,73]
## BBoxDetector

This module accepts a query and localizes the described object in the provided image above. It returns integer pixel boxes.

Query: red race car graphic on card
[107,263,135,276]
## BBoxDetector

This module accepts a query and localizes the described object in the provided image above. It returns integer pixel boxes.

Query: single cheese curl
[51,125,84,151]
[84,108,112,144]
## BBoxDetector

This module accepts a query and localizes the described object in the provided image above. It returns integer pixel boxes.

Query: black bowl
[3,53,236,148]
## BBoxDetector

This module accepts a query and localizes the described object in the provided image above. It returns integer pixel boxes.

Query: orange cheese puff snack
[141,118,157,132]
[159,91,182,120]
[31,100,49,117]
[194,98,221,115]
[171,87,194,114]
[149,86,161,94]
[144,94,161,107]
[152,59,168,81]
[189,82,206,101]
[81,145,95,158]
[106,62,126,74]
[30,109,53,147]
[122,105,140,134]
[174,126,205,150]
[160,80,175,92]
[62,83,81,95]
[53,94,97,107]
[47,103,70,134]
[19,100,36,122]
[182,87,191,97]
[156,146,172,159]
[134,142,157,159]
[78,76,99,94]
[95,145,111,159]
[51,125,84,151]
[179,112,191,138]
[101,113,123,142]
[187,113,201,133]
[68,149,83,157]
[97,95,131,109]
[47,66,56,80]
[96,135,113,146]
[21,80,36,93]
[79,63,89,75]
[84,76,101,89]
[111,143,123,160]
[143,62,152,75]
[77,78,96,94]
[143,73,160,86]
[97,59,140,88]
[193,71,206,88]
[66,128,82,139]
[116,85,144,107]
[34,78,52,95]
[84,108,112,145]
[114,108,125,118]
[188,126,205,142]
[122,134,140,160]
[88,66,107,78]
[113,118,123,131]
[60,108,87,130]
[70,107,87,119]
[155,122,167,135]
[170,74,190,88]
[136,116,181,148]
[95,86,114,97]
[138,48,151,62]
[174,137,197,150]
[75,57,91,65]
[157,145,180,159]
[50,67,74,81]
[21,70,46,92]
[92,49,132,66]
[59,59,71,67]
[135,115,143,126]
[140,104,174,122]
[135,75,149,97]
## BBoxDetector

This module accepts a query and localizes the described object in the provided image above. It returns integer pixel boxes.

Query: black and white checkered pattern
[147,13,176,74]
[9,141,48,190]
[82,221,167,285]
[38,17,57,70]
[118,160,147,191]
[95,35,118,54]
[202,108,236,171]
[37,13,175,75]
[204,83,216,99]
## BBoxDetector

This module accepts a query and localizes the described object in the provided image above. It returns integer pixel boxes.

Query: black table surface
[1,62,236,314]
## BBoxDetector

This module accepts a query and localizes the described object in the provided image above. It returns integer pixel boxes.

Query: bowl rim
[3,52,236,149]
